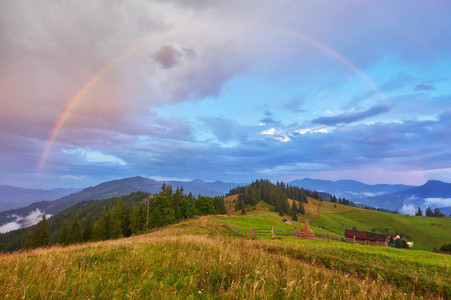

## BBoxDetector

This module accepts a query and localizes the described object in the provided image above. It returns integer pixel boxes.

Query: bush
[440,244,451,252]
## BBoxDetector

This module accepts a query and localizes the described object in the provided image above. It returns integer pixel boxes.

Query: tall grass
[0,216,449,299]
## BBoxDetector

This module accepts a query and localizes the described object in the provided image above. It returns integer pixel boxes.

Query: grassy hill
[1,211,449,299]
[306,199,451,251]
[1,183,450,299]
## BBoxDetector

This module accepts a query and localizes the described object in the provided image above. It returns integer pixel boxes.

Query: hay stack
[300,224,315,240]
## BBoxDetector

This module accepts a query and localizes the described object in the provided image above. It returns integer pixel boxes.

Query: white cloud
[424,198,451,207]
[261,128,276,135]
[0,209,51,234]
[295,128,329,135]
[401,203,416,215]
[63,148,127,166]
[61,175,86,180]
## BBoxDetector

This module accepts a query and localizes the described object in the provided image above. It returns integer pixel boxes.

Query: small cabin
[386,233,400,240]
[282,218,292,225]
[345,229,387,247]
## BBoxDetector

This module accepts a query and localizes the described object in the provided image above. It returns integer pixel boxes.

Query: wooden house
[386,233,400,240]
[345,230,387,247]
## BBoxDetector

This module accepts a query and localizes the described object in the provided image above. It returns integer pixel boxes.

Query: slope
[0,214,449,299]
[309,199,451,250]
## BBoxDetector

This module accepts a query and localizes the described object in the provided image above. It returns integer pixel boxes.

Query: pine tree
[298,202,305,215]
[33,214,50,248]
[69,215,82,244]
[82,213,94,242]
[58,220,70,245]
[112,198,129,237]
[21,227,34,249]
[129,204,142,235]
[415,207,423,217]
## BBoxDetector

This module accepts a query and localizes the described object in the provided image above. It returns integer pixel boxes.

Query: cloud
[401,203,416,215]
[423,198,451,207]
[62,148,127,166]
[0,209,51,233]
[259,117,279,125]
[151,45,196,69]
[61,175,87,180]
[414,84,435,91]
[312,105,390,126]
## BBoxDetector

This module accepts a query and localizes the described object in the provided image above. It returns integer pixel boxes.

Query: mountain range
[0,177,243,230]
[0,185,80,213]
[1,176,450,233]
[354,180,451,215]
[289,178,414,199]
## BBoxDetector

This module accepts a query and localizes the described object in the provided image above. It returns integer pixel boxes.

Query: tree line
[415,206,445,217]
[229,180,308,219]
[19,185,226,250]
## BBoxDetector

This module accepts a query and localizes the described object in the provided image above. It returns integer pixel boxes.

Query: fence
[223,221,344,242]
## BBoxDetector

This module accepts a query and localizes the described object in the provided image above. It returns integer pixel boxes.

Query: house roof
[368,232,387,242]
[344,229,367,239]
[386,233,398,238]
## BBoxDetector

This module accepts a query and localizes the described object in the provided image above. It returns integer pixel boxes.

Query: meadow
[1,212,450,299]
[307,199,451,251]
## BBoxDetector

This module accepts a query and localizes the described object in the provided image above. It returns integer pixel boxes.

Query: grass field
[1,211,450,299]
[307,200,451,250]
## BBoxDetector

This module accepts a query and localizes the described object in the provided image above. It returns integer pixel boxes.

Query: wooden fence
[223,222,344,242]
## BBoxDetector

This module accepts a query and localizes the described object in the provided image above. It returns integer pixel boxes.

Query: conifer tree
[58,220,70,245]
[82,212,94,242]
[129,204,142,235]
[33,214,50,248]
[69,215,82,244]
[21,227,34,249]
[415,207,423,217]
[298,202,305,215]
[112,198,129,237]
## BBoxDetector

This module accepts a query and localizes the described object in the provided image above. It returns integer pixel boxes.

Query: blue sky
[1,1,451,189]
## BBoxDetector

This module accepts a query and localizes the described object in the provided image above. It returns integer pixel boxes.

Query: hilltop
[1,180,450,299]
[1,212,449,299]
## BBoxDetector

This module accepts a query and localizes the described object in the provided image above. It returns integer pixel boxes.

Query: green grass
[1,205,450,299]
[310,200,451,249]
[2,215,449,299]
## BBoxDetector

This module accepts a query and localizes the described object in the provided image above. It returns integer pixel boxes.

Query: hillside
[1,213,449,299]
[0,176,241,229]
[305,198,451,251]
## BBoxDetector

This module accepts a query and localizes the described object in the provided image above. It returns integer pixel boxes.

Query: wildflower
[99,277,102,281]
[198,291,202,294]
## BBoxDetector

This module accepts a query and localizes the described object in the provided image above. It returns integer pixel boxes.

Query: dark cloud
[259,117,279,125]
[414,84,435,91]
[312,105,390,126]
[151,45,196,69]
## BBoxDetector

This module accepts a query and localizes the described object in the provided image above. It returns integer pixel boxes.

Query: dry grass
[1,216,448,299]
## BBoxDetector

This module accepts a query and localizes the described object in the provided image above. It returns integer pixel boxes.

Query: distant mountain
[354,180,451,215]
[0,176,242,229]
[289,178,414,200]
[0,185,80,213]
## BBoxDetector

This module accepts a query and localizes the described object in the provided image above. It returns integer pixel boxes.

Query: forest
[0,184,226,252]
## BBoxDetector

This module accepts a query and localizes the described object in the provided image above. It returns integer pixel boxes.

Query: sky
[1,1,451,189]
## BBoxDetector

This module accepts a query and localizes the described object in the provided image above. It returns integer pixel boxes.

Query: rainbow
[38,21,384,171]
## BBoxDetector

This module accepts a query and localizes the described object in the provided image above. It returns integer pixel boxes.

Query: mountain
[0,185,80,213]
[354,180,451,215]
[289,178,414,200]
[0,176,242,230]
